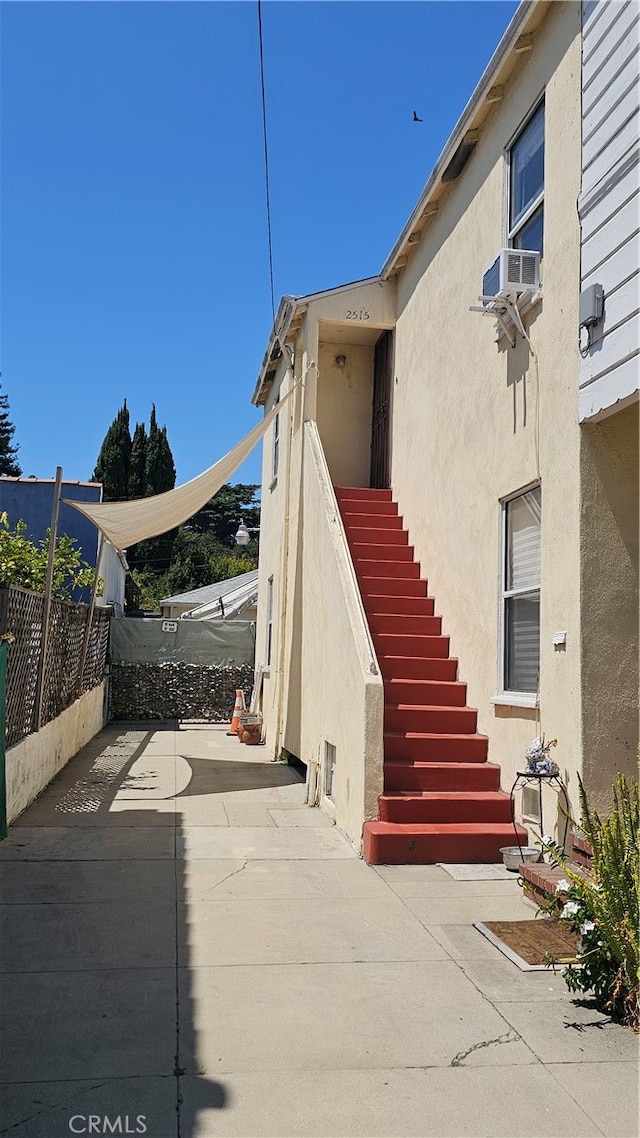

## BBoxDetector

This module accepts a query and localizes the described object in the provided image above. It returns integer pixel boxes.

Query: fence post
[0,640,8,839]
[35,466,63,730]
[77,533,104,699]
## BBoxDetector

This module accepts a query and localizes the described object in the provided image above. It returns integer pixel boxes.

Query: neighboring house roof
[160,570,259,610]
[252,0,546,407]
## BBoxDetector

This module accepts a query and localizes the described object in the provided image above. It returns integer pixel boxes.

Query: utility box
[579,283,604,328]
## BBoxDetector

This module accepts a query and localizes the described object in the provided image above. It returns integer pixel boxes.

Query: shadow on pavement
[0,721,257,1137]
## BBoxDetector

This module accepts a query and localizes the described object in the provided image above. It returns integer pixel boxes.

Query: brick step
[352,543,414,563]
[360,577,428,597]
[385,678,467,705]
[370,613,442,636]
[374,633,450,658]
[357,560,421,579]
[384,760,502,792]
[384,731,489,763]
[379,656,459,681]
[342,513,403,531]
[385,704,478,734]
[365,596,435,616]
[363,821,529,865]
[379,790,514,824]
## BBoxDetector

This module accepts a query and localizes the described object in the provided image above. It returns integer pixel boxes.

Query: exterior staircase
[335,486,528,865]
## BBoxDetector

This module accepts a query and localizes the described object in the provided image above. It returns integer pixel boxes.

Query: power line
[257,0,276,323]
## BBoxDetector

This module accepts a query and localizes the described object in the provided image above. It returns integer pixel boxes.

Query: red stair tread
[379,790,513,824]
[363,821,529,866]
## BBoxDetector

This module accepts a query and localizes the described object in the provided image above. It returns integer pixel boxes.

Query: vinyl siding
[579,0,640,421]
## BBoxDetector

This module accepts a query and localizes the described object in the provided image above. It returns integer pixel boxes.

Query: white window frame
[497,482,541,705]
[271,396,280,487]
[323,741,336,802]
[505,97,545,255]
[266,576,274,667]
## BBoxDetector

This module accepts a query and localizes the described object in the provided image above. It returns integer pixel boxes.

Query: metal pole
[77,532,104,698]
[35,466,63,730]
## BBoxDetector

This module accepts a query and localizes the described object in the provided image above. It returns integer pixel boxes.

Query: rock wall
[109,662,254,721]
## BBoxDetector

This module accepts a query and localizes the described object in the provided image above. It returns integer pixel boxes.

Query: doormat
[437,863,513,880]
[474,917,579,972]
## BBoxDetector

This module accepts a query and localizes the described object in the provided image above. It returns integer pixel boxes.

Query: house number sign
[345,309,370,320]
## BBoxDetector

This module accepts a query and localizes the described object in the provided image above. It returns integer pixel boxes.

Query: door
[370,330,393,489]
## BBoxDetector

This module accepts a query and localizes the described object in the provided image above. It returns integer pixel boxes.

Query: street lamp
[234,520,259,547]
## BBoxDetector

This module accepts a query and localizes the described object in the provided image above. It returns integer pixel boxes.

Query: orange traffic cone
[226,689,246,736]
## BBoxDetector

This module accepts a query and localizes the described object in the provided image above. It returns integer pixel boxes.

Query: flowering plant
[538,773,639,1031]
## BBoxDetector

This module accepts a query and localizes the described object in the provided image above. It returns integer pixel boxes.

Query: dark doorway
[370,330,394,489]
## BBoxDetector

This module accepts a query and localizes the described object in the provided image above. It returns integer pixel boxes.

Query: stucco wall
[316,342,374,488]
[391,2,584,829]
[300,423,384,846]
[6,682,106,823]
[580,403,639,808]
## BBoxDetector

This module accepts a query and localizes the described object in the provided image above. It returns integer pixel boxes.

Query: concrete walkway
[0,724,637,1138]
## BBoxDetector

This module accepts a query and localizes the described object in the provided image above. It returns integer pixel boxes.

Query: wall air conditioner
[482,248,540,306]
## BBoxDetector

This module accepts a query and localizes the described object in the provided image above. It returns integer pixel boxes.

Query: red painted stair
[335,486,527,865]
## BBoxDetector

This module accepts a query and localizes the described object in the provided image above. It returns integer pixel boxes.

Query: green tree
[145,405,176,496]
[128,422,148,499]
[129,407,177,572]
[92,400,131,500]
[0,385,22,477]
[186,483,260,547]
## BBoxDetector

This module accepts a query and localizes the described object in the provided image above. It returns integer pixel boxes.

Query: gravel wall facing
[109,661,254,721]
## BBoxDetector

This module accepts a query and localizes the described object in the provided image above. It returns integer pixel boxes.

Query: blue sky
[1,1,518,491]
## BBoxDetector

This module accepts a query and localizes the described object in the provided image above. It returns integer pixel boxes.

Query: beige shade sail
[65,388,290,552]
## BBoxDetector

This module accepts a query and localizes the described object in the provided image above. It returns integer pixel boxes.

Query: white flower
[555,878,570,893]
[580,920,595,934]
[561,901,580,919]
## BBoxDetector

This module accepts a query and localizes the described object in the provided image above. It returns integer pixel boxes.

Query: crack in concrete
[0,1084,106,1134]
[449,1030,520,1067]
[201,860,249,898]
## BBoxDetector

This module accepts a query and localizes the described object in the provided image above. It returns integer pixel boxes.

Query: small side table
[509,771,569,860]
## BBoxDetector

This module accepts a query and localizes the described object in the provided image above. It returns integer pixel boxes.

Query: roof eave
[251,276,384,407]
[381,0,539,280]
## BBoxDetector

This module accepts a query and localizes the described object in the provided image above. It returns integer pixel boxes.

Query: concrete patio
[0,723,637,1137]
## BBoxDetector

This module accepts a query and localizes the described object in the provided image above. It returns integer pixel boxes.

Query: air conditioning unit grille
[507,254,522,283]
[481,248,540,303]
[521,254,537,286]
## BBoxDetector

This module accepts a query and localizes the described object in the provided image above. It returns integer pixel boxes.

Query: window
[508,101,544,257]
[501,486,541,695]
[324,742,336,801]
[272,397,280,482]
[266,576,274,666]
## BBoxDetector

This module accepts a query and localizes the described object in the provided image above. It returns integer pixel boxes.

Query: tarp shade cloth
[110,617,256,665]
[64,387,291,551]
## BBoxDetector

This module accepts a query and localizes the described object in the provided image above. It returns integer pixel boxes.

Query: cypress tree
[128,422,148,499]
[92,400,131,500]
[145,406,176,495]
[0,385,22,477]
[130,406,177,572]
